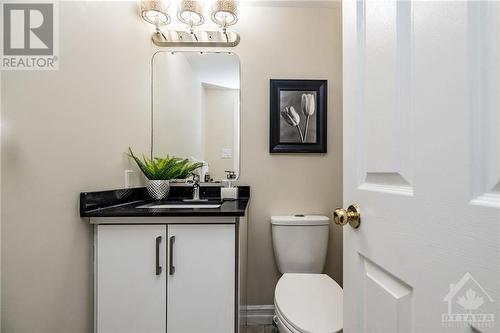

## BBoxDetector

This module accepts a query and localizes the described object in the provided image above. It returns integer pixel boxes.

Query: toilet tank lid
[271,215,330,226]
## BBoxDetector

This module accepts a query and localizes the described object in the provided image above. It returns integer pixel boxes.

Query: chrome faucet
[192,173,201,201]
[184,173,208,202]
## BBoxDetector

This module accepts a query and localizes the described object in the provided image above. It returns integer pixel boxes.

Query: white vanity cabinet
[94,218,246,333]
[167,224,235,333]
[96,225,167,333]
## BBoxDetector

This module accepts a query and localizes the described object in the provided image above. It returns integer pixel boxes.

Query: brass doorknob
[333,204,361,229]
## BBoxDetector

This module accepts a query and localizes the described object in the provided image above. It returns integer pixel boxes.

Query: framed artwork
[269,79,327,153]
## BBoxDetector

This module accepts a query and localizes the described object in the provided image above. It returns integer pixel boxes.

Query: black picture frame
[269,79,327,153]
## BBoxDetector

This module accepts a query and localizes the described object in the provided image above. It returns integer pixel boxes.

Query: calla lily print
[280,92,317,143]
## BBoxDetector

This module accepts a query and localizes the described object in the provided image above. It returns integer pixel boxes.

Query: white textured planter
[147,180,170,200]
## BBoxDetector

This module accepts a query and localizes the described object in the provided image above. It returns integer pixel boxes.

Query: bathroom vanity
[80,186,249,333]
[79,50,245,333]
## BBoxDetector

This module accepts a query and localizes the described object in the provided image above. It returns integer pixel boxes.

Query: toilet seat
[274,274,343,333]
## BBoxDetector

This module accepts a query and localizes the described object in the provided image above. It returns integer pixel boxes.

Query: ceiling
[184,53,240,90]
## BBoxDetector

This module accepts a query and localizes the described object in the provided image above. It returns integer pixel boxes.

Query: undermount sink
[136,203,222,209]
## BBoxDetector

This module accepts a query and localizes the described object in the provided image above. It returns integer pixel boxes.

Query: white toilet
[271,215,343,333]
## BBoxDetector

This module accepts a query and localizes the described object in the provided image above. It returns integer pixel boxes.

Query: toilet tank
[271,215,330,274]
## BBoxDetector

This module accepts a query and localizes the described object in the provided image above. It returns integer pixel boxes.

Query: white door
[342,1,499,332]
[96,225,167,333]
[167,224,236,333]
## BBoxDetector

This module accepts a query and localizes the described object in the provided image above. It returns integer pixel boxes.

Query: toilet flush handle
[333,204,361,229]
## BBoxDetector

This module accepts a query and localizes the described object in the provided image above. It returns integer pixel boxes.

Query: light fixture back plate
[152,30,240,47]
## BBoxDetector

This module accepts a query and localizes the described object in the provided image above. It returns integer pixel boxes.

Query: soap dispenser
[221,171,238,201]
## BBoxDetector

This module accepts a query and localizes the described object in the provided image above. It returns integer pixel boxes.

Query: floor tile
[243,325,277,333]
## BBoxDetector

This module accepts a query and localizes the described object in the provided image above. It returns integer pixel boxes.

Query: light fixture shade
[141,0,171,26]
[177,0,204,26]
[211,0,238,27]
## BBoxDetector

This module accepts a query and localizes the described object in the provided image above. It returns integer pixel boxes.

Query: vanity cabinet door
[96,225,167,333]
[167,224,236,333]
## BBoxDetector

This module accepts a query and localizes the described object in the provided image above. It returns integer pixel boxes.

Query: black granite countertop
[80,186,250,218]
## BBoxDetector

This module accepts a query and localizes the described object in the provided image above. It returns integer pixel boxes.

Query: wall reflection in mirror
[152,51,240,182]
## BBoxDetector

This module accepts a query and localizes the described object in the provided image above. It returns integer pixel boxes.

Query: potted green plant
[128,148,204,200]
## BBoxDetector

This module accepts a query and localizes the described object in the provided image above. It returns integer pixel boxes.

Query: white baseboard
[243,305,275,326]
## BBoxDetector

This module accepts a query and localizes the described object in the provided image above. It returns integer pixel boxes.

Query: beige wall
[1,2,152,332]
[1,1,342,331]
[0,49,2,328]
[236,6,343,305]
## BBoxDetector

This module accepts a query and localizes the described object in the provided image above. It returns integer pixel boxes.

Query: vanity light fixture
[211,0,238,32]
[177,0,204,27]
[177,0,204,41]
[142,0,240,47]
[141,0,171,27]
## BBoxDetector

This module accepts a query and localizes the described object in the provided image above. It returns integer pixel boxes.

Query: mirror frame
[150,50,242,182]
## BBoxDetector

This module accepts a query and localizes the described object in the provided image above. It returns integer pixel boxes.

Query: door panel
[470,1,500,208]
[343,1,500,332]
[96,225,166,333]
[363,256,412,333]
[167,224,235,333]
[363,0,412,189]
[354,0,414,197]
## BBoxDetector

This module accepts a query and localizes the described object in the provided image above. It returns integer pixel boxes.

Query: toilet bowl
[271,216,343,333]
[274,274,343,333]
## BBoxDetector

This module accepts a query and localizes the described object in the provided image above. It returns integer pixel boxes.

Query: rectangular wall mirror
[152,51,240,182]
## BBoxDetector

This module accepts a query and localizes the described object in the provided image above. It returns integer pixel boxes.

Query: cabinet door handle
[155,236,162,275]
[169,236,176,275]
